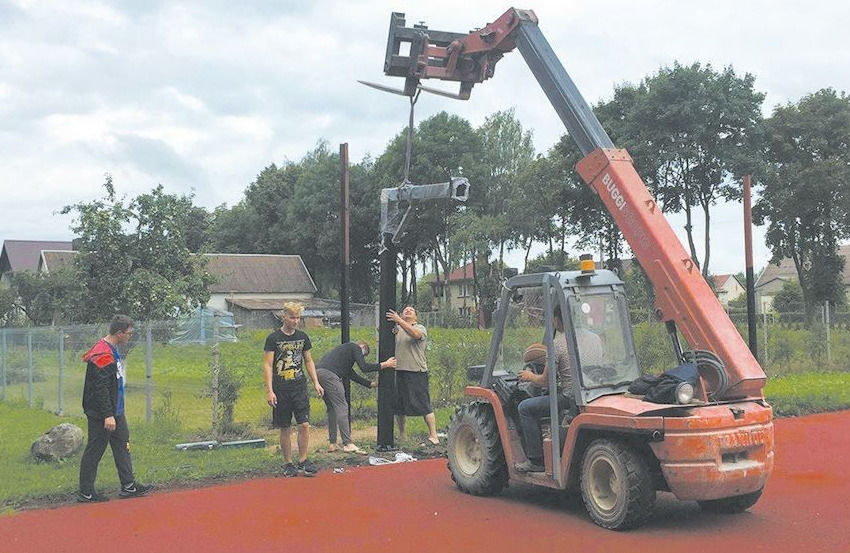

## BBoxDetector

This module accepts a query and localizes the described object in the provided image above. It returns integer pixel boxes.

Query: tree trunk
[792,252,816,323]
[433,239,451,311]
[701,200,711,278]
[683,200,701,271]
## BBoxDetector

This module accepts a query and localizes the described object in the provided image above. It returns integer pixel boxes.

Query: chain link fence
[629,303,850,374]
[6,301,848,436]
[0,309,383,440]
[0,301,477,442]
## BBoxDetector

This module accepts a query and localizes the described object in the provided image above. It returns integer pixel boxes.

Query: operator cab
[483,268,641,409]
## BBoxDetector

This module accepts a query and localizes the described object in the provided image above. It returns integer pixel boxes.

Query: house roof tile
[205,254,317,294]
[1,240,73,273]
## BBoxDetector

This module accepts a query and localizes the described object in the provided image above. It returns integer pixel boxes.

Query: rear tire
[698,488,763,513]
[447,402,508,496]
[580,439,655,530]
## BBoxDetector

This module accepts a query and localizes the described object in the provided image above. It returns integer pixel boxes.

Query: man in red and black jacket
[78,314,151,502]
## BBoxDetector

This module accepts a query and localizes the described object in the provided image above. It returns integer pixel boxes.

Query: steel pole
[340,143,351,345]
[743,175,758,358]
[377,237,397,449]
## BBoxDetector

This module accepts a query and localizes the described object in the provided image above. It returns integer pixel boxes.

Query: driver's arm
[518,363,547,387]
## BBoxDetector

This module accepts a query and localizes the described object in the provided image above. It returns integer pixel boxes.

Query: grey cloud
[108,133,208,190]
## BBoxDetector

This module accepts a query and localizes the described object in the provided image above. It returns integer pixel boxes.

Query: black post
[377,237,397,449]
[340,143,351,345]
[743,175,758,358]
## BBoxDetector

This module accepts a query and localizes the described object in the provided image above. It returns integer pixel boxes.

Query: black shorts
[394,371,433,416]
[272,383,310,427]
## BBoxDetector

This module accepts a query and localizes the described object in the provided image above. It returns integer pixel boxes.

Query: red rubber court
[2,410,849,553]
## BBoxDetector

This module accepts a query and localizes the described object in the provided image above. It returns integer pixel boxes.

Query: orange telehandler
[380,8,774,529]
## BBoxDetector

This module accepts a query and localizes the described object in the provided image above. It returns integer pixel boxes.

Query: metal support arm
[380,177,470,247]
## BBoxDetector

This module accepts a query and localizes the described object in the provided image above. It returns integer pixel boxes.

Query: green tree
[772,280,804,315]
[209,143,382,302]
[754,89,850,321]
[547,135,624,269]
[371,112,483,306]
[182,205,213,253]
[623,261,656,319]
[61,175,213,322]
[599,63,765,277]
[208,203,255,253]
[476,109,536,264]
[0,286,21,327]
[7,268,84,325]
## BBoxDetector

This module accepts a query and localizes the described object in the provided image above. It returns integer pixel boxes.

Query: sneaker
[119,482,152,498]
[282,462,299,477]
[327,443,340,453]
[298,459,318,477]
[77,491,109,503]
[515,459,545,473]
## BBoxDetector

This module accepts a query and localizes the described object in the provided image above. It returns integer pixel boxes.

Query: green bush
[631,322,677,374]
[426,328,491,406]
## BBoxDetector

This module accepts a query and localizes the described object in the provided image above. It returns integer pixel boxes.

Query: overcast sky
[2,0,849,276]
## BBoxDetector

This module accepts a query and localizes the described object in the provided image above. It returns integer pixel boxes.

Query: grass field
[3,321,850,512]
[3,370,849,511]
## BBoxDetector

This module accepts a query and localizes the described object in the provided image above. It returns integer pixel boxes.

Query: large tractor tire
[698,488,763,514]
[447,402,509,496]
[580,439,656,530]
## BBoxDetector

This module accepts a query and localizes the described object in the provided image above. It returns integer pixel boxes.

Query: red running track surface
[2,410,849,552]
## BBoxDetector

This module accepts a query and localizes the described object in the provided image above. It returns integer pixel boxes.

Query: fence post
[27,330,33,407]
[1,330,6,401]
[762,312,768,365]
[58,328,65,415]
[211,313,220,438]
[826,301,831,365]
[145,324,153,423]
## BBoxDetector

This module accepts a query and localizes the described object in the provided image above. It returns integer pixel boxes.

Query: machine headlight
[675,381,694,404]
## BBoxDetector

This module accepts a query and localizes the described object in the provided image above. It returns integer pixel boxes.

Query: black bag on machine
[628,362,698,404]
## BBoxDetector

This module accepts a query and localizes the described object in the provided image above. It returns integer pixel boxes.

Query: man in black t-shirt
[263,302,324,477]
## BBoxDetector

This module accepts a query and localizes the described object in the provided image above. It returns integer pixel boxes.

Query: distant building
[431,261,478,318]
[0,240,73,286]
[204,253,317,328]
[1,240,318,327]
[754,244,850,313]
[711,274,745,308]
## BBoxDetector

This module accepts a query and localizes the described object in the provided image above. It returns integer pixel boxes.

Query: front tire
[698,488,763,513]
[580,439,655,530]
[447,402,508,496]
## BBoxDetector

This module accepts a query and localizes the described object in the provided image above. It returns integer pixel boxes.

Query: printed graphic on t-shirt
[275,340,306,381]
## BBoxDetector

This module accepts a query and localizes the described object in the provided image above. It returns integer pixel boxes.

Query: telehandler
[380,9,774,529]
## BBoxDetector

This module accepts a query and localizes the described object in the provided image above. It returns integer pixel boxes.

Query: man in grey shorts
[316,341,396,453]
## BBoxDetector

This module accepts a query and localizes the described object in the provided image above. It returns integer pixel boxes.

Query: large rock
[31,423,84,461]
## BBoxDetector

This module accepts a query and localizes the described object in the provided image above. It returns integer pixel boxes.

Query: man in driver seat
[515,306,604,473]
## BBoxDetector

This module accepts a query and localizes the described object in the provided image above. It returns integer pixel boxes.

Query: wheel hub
[454,425,482,476]
[589,456,619,512]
